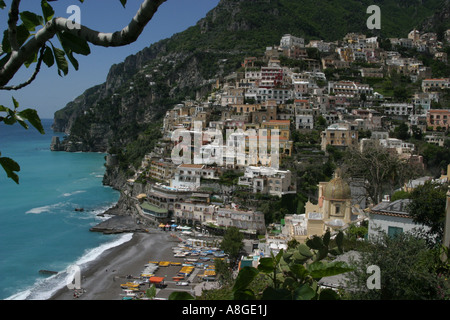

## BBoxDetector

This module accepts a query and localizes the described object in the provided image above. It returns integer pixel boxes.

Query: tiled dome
[323,169,351,200]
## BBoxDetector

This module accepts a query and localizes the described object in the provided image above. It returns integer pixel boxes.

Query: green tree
[407,181,449,244]
[219,226,244,264]
[393,122,410,140]
[345,232,446,300]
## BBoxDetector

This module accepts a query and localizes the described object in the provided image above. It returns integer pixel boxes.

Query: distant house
[216,207,266,235]
[427,109,450,131]
[368,198,430,239]
[321,123,359,151]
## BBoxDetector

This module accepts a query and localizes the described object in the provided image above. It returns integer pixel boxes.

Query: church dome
[323,169,351,200]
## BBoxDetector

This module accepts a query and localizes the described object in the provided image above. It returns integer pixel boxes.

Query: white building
[296,114,314,129]
[382,103,414,116]
[280,34,305,49]
[171,164,205,190]
[368,198,430,239]
[216,208,266,234]
[238,166,294,197]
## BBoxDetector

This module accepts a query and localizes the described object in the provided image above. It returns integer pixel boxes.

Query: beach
[49,230,196,300]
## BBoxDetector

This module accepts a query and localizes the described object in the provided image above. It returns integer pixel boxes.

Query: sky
[0,0,220,119]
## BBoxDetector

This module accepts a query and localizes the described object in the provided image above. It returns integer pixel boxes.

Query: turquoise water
[0,119,125,300]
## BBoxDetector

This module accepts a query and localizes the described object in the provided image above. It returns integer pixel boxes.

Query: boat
[39,270,58,275]
[120,281,142,289]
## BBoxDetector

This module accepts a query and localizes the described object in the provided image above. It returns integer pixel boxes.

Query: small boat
[74,208,84,212]
[39,270,58,275]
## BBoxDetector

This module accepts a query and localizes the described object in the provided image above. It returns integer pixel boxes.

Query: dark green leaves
[42,46,54,68]
[20,11,44,31]
[41,0,55,22]
[232,266,259,294]
[0,0,6,9]
[0,98,44,184]
[17,108,45,134]
[2,25,31,53]
[307,261,354,279]
[1,97,45,134]
[0,156,20,184]
[119,0,127,8]
[54,31,91,73]
[51,44,68,76]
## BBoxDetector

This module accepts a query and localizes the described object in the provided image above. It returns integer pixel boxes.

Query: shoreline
[49,230,185,300]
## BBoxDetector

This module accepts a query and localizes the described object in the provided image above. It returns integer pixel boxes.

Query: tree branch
[0,0,167,87]
[7,0,21,52]
[0,45,46,91]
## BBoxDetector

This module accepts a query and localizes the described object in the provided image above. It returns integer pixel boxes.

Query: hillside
[52,0,448,177]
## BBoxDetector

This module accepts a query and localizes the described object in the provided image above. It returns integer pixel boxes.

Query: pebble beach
[48,229,219,300]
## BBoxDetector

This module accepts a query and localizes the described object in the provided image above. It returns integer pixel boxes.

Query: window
[388,226,403,237]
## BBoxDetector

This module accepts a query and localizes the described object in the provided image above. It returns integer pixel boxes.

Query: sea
[0,118,130,300]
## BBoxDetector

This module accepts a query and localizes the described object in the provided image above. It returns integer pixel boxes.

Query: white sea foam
[25,202,64,214]
[62,190,86,197]
[5,232,133,300]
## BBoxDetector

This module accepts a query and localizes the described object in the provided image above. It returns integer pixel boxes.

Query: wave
[62,190,86,197]
[5,232,133,300]
[25,202,65,214]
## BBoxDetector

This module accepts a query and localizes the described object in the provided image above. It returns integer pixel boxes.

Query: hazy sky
[0,0,220,119]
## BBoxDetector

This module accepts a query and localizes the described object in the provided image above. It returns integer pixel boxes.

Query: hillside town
[114,29,450,258]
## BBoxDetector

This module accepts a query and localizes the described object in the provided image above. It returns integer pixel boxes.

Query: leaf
[20,11,44,31]
[2,30,10,53]
[315,246,329,262]
[17,109,45,134]
[306,235,324,250]
[12,97,19,109]
[0,26,28,54]
[318,288,340,300]
[289,263,308,280]
[294,284,316,300]
[232,266,259,293]
[119,0,127,7]
[0,157,20,184]
[307,261,354,279]
[58,31,91,56]
[297,243,313,258]
[16,24,31,47]
[24,51,37,68]
[168,291,195,300]
[323,231,331,247]
[257,257,275,274]
[42,46,54,68]
[51,45,68,76]
[0,0,6,9]
[41,0,55,22]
